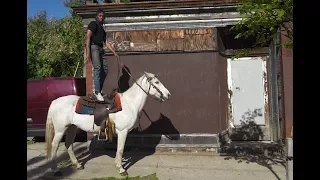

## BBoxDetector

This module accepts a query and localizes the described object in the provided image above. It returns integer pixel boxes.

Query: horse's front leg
[115,129,128,176]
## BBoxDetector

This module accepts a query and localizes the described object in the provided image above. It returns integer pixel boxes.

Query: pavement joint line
[81,161,285,172]
[154,166,286,172]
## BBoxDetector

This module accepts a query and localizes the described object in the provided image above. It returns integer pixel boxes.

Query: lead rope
[115,57,162,101]
[114,57,148,132]
[114,57,162,132]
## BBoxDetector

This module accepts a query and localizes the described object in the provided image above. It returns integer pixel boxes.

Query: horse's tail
[45,111,55,159]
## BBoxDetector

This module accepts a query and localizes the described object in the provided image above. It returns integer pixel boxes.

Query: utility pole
[286,126,293,180]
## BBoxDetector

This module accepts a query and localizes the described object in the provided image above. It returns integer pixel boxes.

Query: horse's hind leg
[65,125,83,170]
[50,130,65,176]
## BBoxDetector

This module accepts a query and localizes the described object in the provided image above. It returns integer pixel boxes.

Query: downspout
[269,30,281,142]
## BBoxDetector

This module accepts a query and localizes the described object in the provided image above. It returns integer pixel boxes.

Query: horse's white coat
[45,72,171,175]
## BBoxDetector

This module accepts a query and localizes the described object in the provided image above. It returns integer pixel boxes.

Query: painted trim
[75,4,240,16]
[226,58,235,128]
[83,18,241,32]
[91,133,221,148]
[82,12,241,24]
[94,133,220,138]
[155,144,219,148]
[262,56,269,126]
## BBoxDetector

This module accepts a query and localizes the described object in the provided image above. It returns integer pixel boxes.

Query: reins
[114,57,164,132]
[115,57,164,102]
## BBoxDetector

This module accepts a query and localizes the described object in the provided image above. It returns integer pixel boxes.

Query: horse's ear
[143,72,150,81]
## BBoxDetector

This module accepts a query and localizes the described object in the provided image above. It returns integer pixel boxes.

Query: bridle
[116,57,166,102]
[115,57,168,133]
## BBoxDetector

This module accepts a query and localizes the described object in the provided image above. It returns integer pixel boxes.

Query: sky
[27,0,70,19]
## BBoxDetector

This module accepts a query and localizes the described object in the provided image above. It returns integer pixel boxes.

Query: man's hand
[114,53,120,59]
[105,40,120,60]
[85,55,91,64]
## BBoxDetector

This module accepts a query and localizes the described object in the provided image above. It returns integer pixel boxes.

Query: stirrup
[98,130,108,140]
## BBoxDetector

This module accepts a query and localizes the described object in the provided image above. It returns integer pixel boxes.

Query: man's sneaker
[94,92,104,101]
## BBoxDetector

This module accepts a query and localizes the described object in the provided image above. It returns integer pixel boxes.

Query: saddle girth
[75,92,119,142]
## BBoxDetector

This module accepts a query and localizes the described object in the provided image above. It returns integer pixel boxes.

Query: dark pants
[91,44,108,93]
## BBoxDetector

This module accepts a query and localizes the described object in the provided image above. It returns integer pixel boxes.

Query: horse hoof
[53,171,62,176]
[120,171,128,176]
[77,165,84,170]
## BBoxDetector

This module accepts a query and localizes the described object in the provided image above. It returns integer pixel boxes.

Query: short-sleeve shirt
[88,21,106,47]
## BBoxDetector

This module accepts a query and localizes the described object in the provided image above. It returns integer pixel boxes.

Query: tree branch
[280,32,292,40]
[281,24,293,40]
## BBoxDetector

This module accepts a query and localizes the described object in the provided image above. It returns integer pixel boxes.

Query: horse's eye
[155,81,159,84]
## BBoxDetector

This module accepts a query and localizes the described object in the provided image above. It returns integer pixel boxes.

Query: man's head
[95,9,105,24]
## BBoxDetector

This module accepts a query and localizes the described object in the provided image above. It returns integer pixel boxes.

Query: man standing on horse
[85,9,119,101]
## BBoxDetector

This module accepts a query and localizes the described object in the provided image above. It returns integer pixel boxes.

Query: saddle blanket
[75,93,122,115]
[76,105,95,115]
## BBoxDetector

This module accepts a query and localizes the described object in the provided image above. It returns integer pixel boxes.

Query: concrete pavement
[27,141,286,180]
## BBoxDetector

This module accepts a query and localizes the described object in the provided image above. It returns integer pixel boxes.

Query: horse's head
[143,72,171,103]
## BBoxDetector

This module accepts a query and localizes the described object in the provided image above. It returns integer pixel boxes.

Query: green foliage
[231,0,293,57]
[27,11,84,79]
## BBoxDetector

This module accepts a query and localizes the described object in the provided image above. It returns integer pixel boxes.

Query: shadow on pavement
[78,112,180,173]
[219,109,286,180]
[27,142,87,180]
[28,112,180,179]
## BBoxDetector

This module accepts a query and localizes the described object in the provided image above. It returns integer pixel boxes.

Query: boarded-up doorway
[227,56,270,140]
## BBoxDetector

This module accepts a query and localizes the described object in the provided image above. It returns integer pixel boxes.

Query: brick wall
[86,61,94,141]
[281,33,293,138]
[86,60,93,95]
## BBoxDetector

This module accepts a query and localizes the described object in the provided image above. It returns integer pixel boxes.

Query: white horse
[45,72,171,176]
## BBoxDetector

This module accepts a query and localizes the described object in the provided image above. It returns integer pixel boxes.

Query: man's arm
[85,30,92,60]
[105,40,119,58]
[85,22,97,63]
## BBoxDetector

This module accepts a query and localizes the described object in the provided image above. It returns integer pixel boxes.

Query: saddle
[75,89,122,142]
